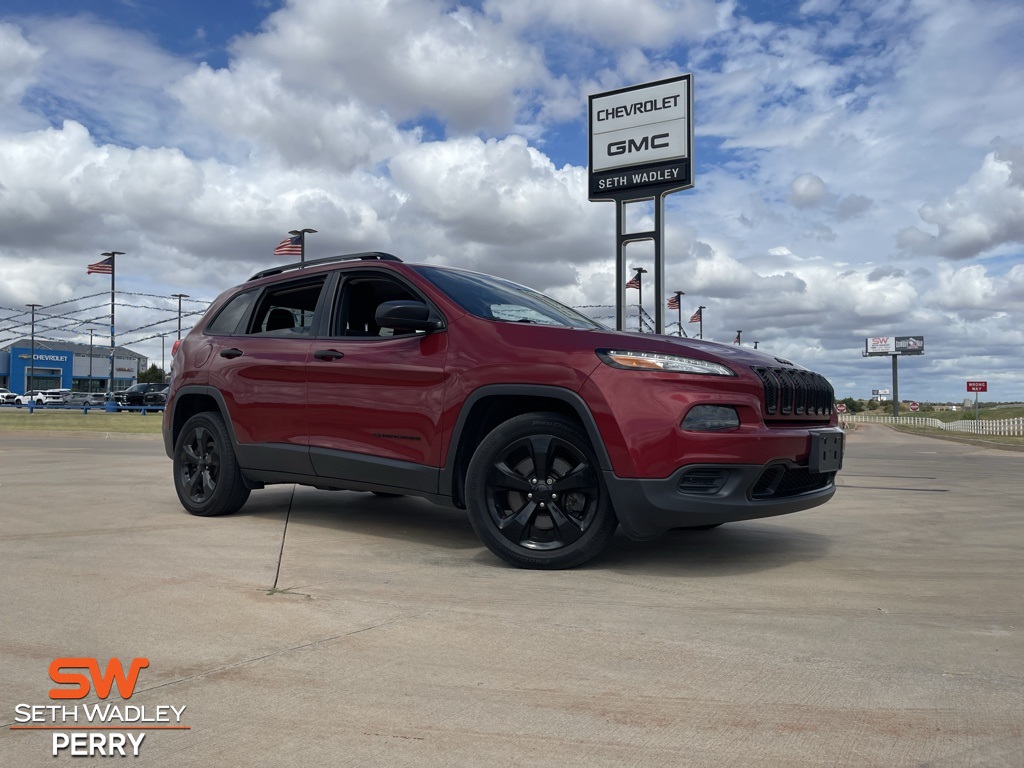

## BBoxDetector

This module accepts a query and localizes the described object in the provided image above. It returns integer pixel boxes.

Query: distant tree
[138,364,164,384]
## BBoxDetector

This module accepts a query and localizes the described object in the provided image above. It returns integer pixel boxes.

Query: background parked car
[0,387,17,404]
[67,392,107,407]
[142,387,169,407]
[40,389,72,405]
[113,382,166,408]
[15,390,47,406]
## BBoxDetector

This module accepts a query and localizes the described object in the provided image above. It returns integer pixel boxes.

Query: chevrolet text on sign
[589,74,693,200]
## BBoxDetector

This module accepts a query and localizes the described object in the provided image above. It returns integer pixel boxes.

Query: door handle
[312,349,345,361]
[219,348,243,359]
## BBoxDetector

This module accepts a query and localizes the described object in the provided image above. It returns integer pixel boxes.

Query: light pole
[160,335,166,381]
[88,328,95,391]
[171,294,189,340]
[27,303,42,391]
[288,228,317,264]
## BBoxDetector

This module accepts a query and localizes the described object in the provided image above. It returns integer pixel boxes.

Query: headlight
[596,349,736,376]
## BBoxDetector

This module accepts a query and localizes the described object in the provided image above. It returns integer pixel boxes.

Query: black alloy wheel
[173,412,250,517]
[466,413,617,569]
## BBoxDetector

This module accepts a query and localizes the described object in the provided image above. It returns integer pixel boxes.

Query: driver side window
[334,275,422,338]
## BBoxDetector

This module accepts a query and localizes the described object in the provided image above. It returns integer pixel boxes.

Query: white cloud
[899,146,1024,260]
[228,0,549,134]
[789,172,829,208]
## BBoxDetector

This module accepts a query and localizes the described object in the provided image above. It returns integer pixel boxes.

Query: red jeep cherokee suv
[163,252,843,569]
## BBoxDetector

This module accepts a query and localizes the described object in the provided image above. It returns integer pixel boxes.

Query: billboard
[589,74,693,201]
[863,336,925,356]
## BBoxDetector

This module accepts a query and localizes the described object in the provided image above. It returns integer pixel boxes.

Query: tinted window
[246,277,326,336]
[332,275,424,337]
[414,266,601,329]
[207,290,256,335]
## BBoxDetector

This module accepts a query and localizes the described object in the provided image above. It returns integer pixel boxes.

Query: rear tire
[173,412,250,517]
[465,413,617,569]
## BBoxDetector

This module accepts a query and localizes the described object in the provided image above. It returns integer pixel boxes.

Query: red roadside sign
[909,402,919,412]
[835,403,847,413]
[966,381,987,392]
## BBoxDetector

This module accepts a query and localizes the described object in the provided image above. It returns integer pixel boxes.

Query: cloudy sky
[0,0,1021,402]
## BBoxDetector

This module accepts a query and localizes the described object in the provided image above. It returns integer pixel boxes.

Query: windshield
[414,266,602,329]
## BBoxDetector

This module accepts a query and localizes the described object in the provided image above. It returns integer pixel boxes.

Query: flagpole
[672,291,684,337]
[289,228,317,265]
[630,267,647,332]
[100,251,124,399]
[699,305,705,340]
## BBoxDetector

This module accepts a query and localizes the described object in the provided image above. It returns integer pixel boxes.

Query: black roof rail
[248,252,403,281]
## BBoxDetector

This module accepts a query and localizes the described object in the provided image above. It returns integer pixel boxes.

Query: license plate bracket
[810,430,844,474]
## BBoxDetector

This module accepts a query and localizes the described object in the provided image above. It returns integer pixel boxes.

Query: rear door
[205,274,329,473]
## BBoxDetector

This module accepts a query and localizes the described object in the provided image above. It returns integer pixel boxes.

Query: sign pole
[975,391,979,421]
[892,355,899,419]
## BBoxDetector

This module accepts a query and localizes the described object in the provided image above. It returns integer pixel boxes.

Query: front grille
[753,366,834,419]
[752,465,832,499]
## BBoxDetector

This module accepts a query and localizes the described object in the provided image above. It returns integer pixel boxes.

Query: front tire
[465,413,617,569]
[173,412,250,517]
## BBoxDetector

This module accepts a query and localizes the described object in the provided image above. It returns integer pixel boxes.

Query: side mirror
[375,300,444,332]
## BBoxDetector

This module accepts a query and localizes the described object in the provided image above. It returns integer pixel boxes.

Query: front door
[306,272,448,492]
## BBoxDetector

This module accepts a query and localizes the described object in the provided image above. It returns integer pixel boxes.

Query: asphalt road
[1,424,1021,766]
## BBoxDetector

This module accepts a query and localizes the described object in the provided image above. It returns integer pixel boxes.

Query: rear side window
[206,290,256,336]
[246,277,327,336]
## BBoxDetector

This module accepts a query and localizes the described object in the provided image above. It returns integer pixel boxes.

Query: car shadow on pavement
[268,488,482,551]
[586,521,831,577]
[223,486,830,574]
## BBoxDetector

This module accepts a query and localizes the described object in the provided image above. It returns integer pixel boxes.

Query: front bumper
[604,462,837,540]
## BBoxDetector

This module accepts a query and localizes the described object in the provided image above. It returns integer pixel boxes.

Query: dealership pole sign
[589,74,693,202]
[588,74,693,336]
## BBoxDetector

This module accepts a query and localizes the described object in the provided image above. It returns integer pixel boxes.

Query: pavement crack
[130,612,431,697]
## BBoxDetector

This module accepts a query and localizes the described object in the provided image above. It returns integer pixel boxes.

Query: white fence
[846,413,1024,437]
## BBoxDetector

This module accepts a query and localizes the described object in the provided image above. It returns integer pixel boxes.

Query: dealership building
[0,338,148,394]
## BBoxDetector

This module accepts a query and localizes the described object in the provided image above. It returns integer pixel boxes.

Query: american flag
[87,257,114,275]
[667,295,680,310]
[688,308,702,323]
[273,234,303,256]
[625,274,640,290]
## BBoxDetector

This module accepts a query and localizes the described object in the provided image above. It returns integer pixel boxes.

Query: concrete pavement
[1,424,1021,766]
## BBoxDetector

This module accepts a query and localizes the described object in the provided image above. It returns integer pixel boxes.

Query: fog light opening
[678,468,731,495]
[681,405,740,432]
